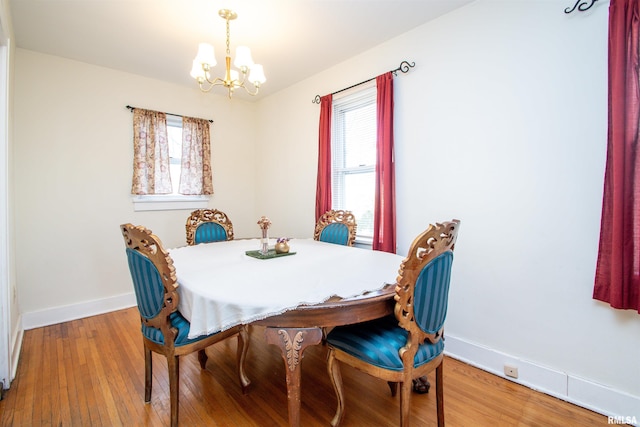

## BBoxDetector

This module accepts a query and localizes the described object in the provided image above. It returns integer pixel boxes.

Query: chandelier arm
[240,83,260,96]
[198,77,228,93]
[204,75,227,86]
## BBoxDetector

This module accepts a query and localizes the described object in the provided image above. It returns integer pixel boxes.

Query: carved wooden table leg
[265,327,323,427]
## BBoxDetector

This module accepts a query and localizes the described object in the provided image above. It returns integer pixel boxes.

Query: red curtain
[373,72,396,253]
[315,94,333,222]
[593,0,640,313]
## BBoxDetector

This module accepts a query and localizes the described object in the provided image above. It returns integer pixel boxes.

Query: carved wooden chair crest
[325,219,460,427]
[185,209,234,245]
[120,223,250,427]
[313,209,357,247]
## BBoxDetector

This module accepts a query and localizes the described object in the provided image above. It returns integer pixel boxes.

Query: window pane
[343,172,375,237]
[167,124,182,195]
[343,104,376,167]
[167,125,182,160]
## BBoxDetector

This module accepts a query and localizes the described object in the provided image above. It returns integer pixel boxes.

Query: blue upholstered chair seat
[326,315,445,371]
[142,311,210,346]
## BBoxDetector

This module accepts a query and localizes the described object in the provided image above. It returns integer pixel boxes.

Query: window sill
[132,195,210,212]
[354,236,373,250]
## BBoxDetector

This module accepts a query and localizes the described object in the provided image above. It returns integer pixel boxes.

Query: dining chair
[120,223,250,427]
[325,219,460,427]
[185,209,234,245]
[313,209,357,246]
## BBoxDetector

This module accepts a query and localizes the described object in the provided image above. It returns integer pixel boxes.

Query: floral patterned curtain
[179,116,213,195]
[131,109,172,195]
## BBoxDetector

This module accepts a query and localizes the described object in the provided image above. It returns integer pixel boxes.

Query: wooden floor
[0,307,606,426]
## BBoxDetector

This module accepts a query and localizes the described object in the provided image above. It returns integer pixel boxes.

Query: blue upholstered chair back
[413,252,454,335]
[320,223,350,246]
[126,248,165,320]
[195,222,228,244]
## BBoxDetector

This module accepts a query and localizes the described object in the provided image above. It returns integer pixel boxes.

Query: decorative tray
[245,249,297,260]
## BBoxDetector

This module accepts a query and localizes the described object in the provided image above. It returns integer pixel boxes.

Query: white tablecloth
[169,238,405,338]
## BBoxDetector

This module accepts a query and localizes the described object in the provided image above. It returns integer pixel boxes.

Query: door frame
[0,14,11,392]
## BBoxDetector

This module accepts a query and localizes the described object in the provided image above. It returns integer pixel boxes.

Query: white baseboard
[445,335,640,426]
[21,292,136,330]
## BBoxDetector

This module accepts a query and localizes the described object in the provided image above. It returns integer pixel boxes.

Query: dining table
[169,238,406,427]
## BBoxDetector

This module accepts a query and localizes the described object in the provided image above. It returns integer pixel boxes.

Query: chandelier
[190,9,266,98]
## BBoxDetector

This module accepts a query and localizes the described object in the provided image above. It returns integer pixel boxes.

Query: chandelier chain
[225,17,231,57]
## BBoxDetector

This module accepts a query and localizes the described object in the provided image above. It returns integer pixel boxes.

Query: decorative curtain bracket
[564,0,599,14]
[312,60,415,104]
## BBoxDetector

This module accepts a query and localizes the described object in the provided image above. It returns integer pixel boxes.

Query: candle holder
[257,216,272,255]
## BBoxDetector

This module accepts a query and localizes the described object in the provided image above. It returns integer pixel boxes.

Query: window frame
[331,83,377,246]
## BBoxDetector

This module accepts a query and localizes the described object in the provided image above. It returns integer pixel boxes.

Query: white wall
[256,0,639,419]
[13,49,258,319]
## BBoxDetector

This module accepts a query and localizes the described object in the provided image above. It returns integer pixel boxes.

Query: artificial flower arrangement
[257,216,271,255]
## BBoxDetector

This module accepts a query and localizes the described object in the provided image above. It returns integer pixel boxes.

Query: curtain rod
[125,105,214,123]
[312,60,415,104]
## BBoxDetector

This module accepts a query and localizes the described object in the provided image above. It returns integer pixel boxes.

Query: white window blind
[332,86,377,239]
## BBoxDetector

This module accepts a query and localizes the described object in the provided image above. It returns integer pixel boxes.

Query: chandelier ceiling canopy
[190,9,266,99]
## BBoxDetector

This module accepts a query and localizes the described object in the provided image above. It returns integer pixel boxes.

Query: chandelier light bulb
[190,60,206,80]
[248,64,266,85]
[194,43,216,67]
[234,46,254,69]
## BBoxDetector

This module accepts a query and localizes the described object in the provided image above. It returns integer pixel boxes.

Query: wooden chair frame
[313,209,357,246]
[327,220,460,427]
[185,209,234,245]
[120,223,250,427]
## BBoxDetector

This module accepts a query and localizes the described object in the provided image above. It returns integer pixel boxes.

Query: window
[131,110,211,212]
[332,86,376,241]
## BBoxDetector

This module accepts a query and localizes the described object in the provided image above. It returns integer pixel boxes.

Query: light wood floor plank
[0,307,607,426]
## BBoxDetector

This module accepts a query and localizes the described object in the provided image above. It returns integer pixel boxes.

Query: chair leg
[237,325,251,393]
[327,349,345,427]
[144,345,152,403]
[168,355,180,427]
[399,379,412,427]
[436,362,444,427]
[387,381,398,397]
[198,349,208,369]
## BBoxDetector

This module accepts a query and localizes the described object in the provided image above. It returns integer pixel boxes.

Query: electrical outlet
[504,364,519,379]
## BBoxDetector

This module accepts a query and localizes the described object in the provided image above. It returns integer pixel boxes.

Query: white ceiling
[9,0,473,101]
